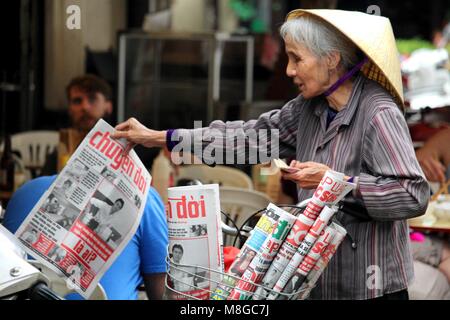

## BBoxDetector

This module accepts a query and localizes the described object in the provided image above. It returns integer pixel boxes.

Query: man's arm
[139,188,169,300]
[143,273,166,300]
[416,127,450,182]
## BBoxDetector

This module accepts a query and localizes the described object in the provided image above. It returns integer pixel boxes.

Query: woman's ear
[326,51,341,71]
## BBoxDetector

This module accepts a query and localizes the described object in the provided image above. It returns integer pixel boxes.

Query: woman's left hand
[282,161,330,189]
[111,117,167,154]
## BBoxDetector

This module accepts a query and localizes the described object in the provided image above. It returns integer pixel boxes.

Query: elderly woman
[112,9,430,300]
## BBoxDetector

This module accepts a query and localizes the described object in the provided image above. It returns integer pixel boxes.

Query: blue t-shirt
[3,176,168,300]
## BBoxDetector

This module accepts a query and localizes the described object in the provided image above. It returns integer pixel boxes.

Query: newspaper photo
[166,184,224,300]
[15,119,151,299]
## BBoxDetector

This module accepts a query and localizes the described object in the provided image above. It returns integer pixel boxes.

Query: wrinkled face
[68,87,112,132]
[284,38,332,99]
[172,247,183,263]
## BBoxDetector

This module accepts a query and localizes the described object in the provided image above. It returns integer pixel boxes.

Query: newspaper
[262,170,353,299]
[283,226,336,293]
[302,170,355,221]
[267,222,336,300]
[166,184,223,300]
[15,119,151,298]
[296,222,347,299]
[210,203,283,300]
[228,206,296,300]
[253,205,337,300]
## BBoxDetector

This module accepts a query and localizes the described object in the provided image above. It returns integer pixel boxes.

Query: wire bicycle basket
[164,199,316,301]
[164,256,314,300]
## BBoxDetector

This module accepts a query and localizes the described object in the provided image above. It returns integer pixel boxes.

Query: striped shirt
[174,73,430,299]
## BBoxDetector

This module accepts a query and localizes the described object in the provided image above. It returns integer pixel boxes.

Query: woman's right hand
[111,118,167,154]
[281,160,331,190]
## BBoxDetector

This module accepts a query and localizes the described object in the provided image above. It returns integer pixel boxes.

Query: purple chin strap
[323,57,369,97]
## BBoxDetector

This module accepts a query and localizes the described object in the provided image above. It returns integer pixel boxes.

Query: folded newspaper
[15,119,151,299]
[166,184,224,300]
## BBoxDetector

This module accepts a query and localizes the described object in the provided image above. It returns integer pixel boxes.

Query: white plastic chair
[175,165,253,190]
[219,186,272,246]
[10,131,59,177]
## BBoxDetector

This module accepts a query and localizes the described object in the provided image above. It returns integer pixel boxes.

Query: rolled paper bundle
[228,206,297,300]
[302,170,355,221]
[263,171,353,298]
[253,206,337,300]
[296,222,347,300]
[267,223,336,300]
[210,203,284,300]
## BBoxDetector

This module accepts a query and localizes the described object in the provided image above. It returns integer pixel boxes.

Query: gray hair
[280,15,362,71]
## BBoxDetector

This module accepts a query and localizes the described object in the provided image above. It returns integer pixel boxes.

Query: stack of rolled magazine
[211,170,355,300]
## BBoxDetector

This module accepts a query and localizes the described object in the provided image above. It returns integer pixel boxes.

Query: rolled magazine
[302,170,355,221]
[212,170,355,301]
[264,170,354,300]
[227,206,297,300]
[296,222,347,299]
[267,214,338,300]
[254,205,338,300]
[278,224,337,299]
[210,203,285,300]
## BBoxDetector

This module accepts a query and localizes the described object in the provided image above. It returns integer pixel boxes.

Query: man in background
[41,74,114,175]
[4,74,169,300]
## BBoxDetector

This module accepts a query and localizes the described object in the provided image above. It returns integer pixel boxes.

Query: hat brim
[286,9,404,109]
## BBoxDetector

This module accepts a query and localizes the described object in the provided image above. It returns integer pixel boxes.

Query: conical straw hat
[286,9,404,108]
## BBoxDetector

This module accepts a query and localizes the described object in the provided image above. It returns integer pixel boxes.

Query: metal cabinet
[117,31,254,130]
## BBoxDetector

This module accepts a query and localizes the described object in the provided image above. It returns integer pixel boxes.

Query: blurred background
[0,0,449,192]
[1,0,448,132]
[1,0,450,301]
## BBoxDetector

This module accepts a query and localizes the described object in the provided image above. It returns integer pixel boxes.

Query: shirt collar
[314,72,365,126]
